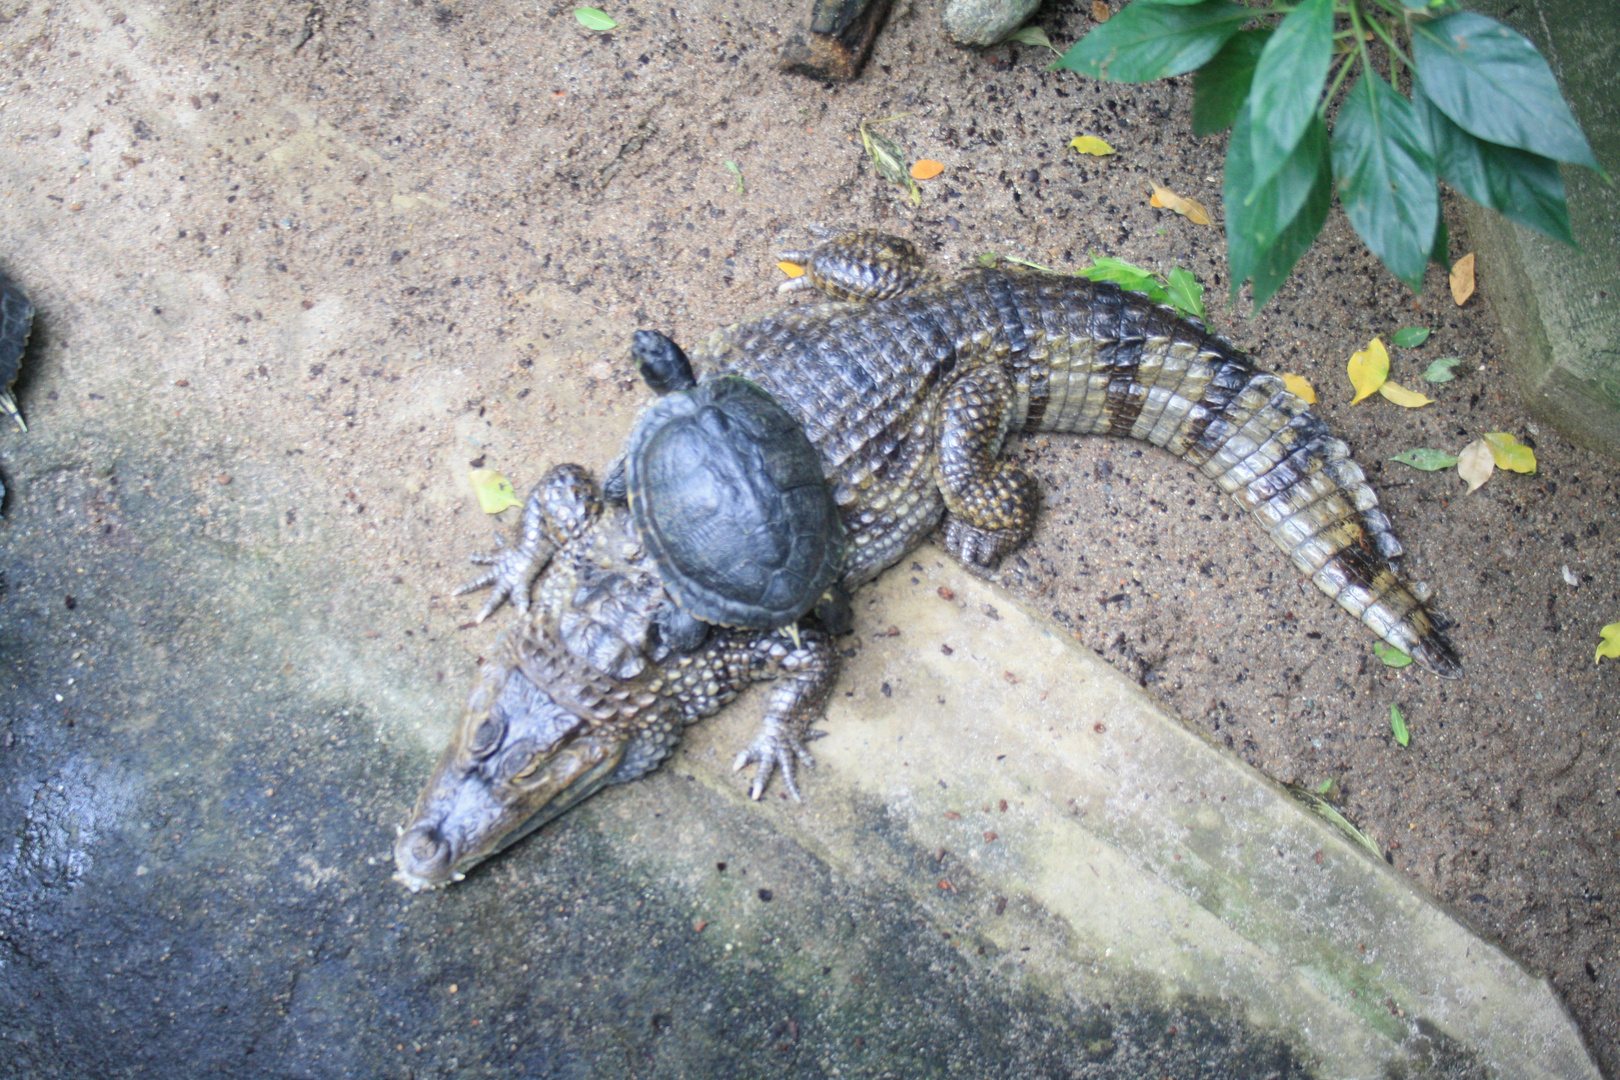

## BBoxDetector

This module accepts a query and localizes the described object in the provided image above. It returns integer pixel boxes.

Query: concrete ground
[1,1,1616,1076]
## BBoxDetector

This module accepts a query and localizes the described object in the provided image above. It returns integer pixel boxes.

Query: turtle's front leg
[778,230,939,301]
[455,463,602,621]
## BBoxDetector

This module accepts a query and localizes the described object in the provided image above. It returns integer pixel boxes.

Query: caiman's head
[392,660,631,892]
[394,462,658,892]
[395,462,685,891]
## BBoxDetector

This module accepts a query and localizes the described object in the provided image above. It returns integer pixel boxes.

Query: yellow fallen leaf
[1282,373,1317,404]
[777,261,806,279]
[469,469,523,514]
[1069,135,1116,157]
[1347,337,1390,404]
[1597,621,1620,664]
[910,159,945,180]
[1377,380,1433,408]
[1449,252,1475,306]
[1456,438,1494,493]
[1483,431,1537,473]
[1149,184,1212,226]
[1092,0,1111,21]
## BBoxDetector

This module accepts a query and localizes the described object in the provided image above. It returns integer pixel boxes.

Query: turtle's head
[393,666,630,891]
[632,329,696,395]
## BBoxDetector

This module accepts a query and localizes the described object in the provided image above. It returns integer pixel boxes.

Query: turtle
[621,329,848,642]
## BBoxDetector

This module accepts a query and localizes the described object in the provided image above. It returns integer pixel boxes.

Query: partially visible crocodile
[393,232,1459,891]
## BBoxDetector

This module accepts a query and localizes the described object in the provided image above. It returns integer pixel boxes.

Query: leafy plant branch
[1055,0,1605,311]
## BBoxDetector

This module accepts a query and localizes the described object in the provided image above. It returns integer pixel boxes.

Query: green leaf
[1390,447,1459,470]
[1330,73,1439,293]
[1191,29,1269,137]
[1000,253,1061,273]
[1164,267,1205,320]
[1079,255,1172,305]
[1245,0,1334,194]
[1412,12,1600,172]
[1007,26,1061,55]
[1055,0,1251,82]
[1429,216,1449,267]
[1390,703,1410,746]
[1074,254,1202,317]
[1392,326,1431,348]
[1422,357,1463,383]
[573,7,617,31]
[1231,108,1330,258]
[1373,641,1414,668]
[1289,785,1383,857]
[469,469,523,514]
[1225,103,1330,310]
[723,160,745,194]
[1413,79,1576,246]
[860,119,921,206]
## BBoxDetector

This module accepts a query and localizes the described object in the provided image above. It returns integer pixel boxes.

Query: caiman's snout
[393,663,633,891]
[394,823,458,891]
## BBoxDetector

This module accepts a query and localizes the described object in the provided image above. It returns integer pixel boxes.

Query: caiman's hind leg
[778,230,938,301]
[777,230,1038,573]
[935,364,1040,572]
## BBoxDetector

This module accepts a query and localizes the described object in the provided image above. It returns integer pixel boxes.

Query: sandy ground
[0,0,1615,1072]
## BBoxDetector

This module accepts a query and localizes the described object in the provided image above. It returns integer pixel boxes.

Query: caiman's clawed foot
[733,726,823,802]
[456,528,550,622]
[731,628,839,800]
[942,518,1025,575]
[455,464,603,622]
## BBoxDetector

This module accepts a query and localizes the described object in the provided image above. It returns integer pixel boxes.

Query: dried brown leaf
[1149,184,1211,226]
[1449,252,1476,306]
[1457,438,1494,493]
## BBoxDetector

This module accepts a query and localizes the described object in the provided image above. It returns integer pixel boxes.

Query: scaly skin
[394,232,1459,890]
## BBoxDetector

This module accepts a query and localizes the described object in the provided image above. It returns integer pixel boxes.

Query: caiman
[393,231,1459,891]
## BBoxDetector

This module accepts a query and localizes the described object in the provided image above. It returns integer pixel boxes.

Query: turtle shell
[626,374,845,629]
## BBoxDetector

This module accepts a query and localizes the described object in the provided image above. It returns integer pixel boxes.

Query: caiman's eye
[495,738,547,785]
[477,670,564,765]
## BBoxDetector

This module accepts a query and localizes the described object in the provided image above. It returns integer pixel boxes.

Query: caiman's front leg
[725,629,839,801]
[936,364,1040,572]
[455,463,601,621]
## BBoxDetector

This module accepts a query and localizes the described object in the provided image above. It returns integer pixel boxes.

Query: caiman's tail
[1020,279,1460,677]
[1189,381,1460,677]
